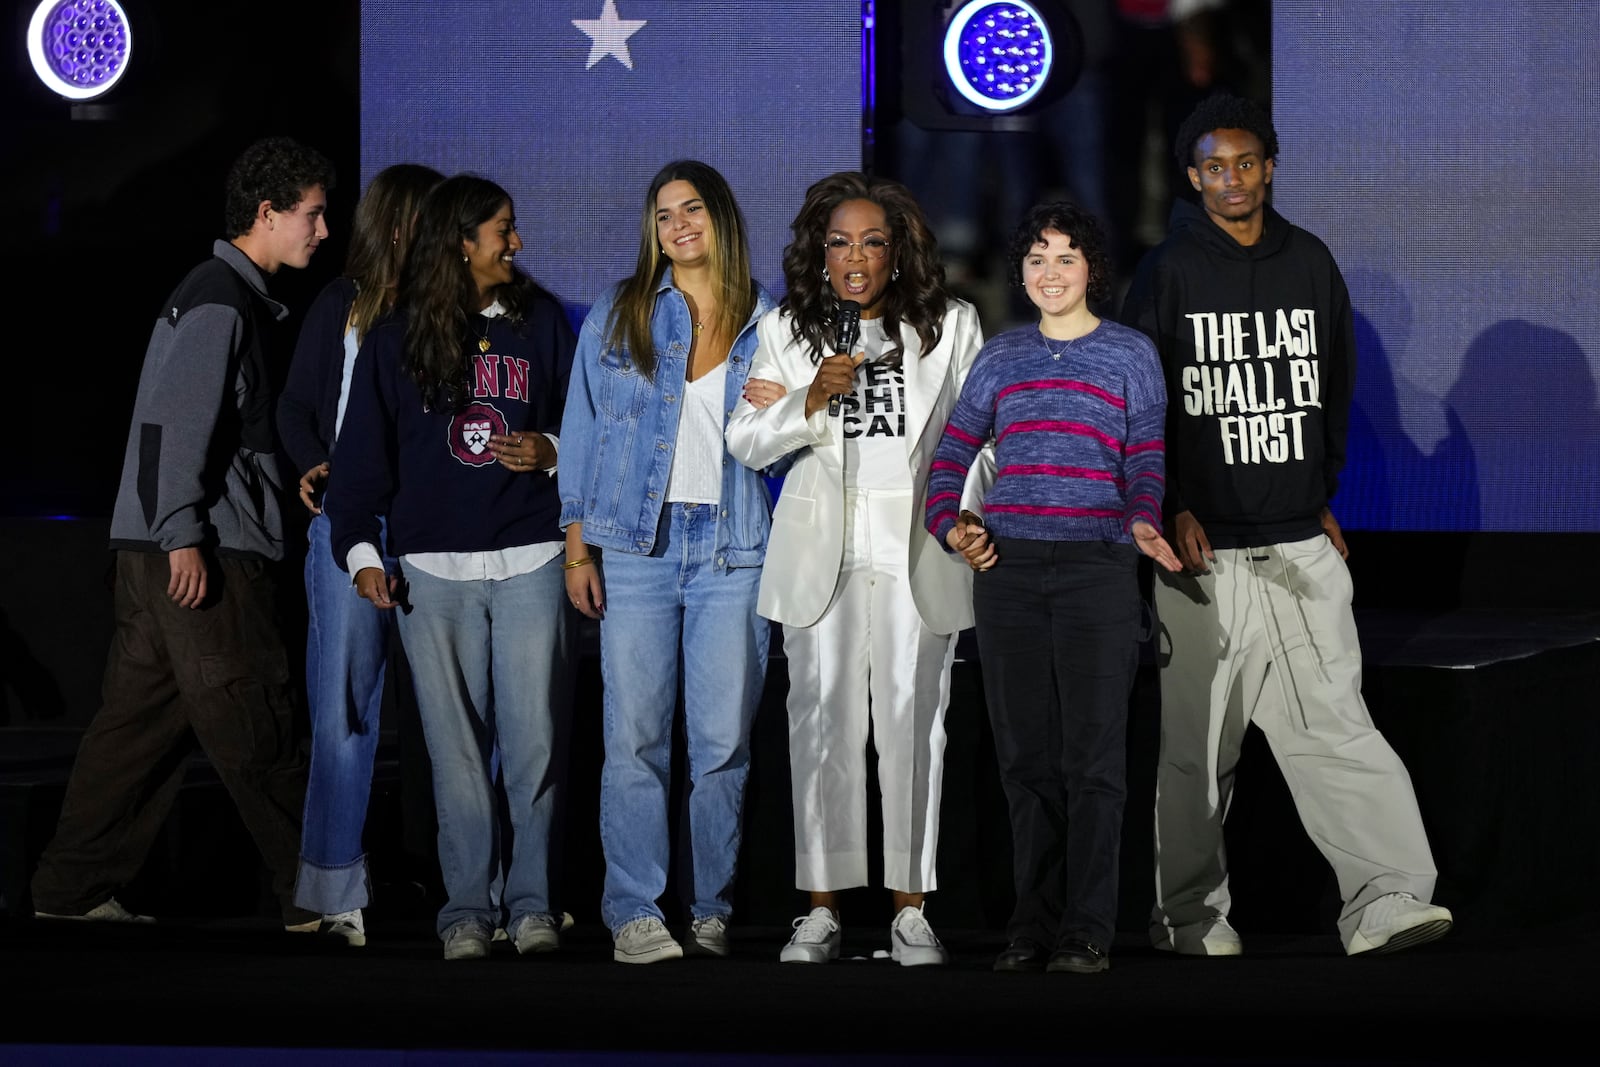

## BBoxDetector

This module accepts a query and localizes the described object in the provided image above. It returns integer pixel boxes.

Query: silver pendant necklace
[1041,333,1073,361]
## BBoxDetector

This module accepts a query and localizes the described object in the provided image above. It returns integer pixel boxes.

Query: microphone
[827,300,861,418]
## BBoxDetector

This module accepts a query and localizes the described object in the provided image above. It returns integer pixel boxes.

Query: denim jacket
[559,277,777,570]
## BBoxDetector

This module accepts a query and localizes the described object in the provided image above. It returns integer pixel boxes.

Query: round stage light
[28,0,133,102]
[942,1,1054,113]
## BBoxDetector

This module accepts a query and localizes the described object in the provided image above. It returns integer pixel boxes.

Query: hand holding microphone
[826,300,861,417]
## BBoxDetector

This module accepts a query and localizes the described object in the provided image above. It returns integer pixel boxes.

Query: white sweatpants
[783,489,957,894]
[1151,534,1440,949]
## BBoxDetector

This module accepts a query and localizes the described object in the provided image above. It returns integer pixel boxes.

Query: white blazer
[726,299,991,634]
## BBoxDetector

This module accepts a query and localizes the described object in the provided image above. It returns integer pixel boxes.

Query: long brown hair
[344,163,444,341]
[398,174,550,412]
[606,160,756,380]
[780,171,949,367]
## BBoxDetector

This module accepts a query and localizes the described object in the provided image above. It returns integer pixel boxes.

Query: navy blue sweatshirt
[277,276,357,477]
[325,293,576,566]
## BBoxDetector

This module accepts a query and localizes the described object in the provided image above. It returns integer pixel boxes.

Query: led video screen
[1273,3,1600,531]
[361,0,864,313]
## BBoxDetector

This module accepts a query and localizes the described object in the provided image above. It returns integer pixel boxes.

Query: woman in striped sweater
[925,202,1180,975]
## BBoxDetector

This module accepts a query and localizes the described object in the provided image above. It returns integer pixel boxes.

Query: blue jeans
[294,511,393,915]
[394,556,574,938]
[597,502,768,931]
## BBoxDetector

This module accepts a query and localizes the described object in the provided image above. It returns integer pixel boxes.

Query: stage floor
[1,913,1594,1066]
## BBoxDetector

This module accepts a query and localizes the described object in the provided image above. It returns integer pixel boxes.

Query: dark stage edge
[1,915,1595,1066]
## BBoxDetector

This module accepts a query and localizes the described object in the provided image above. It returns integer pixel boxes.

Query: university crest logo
[448,401,508,467]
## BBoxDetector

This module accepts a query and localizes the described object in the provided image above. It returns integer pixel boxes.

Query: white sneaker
[442,920,493,960]
[1155,916,1243,956]
[779,907,841,964]
[1347,893,1453,956]
[511,913,560,955]
[319,909,366,946]
[685,914,731,957]
[613,917,683,964]
[889,905,948,967]
[35,897,154,924]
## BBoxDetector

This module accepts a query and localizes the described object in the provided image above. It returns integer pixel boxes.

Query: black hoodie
[1120,200,1355,548]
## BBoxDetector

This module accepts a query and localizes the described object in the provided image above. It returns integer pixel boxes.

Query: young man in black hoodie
[1121,93,1452,957]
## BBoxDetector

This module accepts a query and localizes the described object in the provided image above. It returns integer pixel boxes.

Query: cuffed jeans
[597,502,768,932]
[394,557,574,939]
[31,550,314,925]
[973,538,1141,950]
[293,511,393,915]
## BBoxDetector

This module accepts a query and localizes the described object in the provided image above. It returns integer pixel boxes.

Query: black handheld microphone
[827,300,862,418]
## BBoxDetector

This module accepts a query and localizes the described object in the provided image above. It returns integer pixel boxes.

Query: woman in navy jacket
[278,162,441,946]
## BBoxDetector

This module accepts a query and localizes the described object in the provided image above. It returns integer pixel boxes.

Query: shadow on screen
[1447,319,1600,532]
[1340,274,1480,534]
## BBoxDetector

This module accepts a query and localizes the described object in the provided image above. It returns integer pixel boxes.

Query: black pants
[32,550,313,924]
[973,538,1140,949]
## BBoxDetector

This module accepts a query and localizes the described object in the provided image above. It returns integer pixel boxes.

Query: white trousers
[783,489,957,894]
[1152,535,1440,949]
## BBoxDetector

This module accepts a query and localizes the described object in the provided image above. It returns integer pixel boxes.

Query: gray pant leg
[1246,537,1440,948]
[1150,556,1258,935]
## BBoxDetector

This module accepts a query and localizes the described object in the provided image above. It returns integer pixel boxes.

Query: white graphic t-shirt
[840,318,910,492]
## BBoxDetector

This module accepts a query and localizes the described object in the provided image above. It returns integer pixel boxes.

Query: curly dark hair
[780,171,948,367]
[398,174,554,413]
[607,159,757,381]
[1173,92,1280,173]
[223,137,336,239]
[1005,201,1113,307]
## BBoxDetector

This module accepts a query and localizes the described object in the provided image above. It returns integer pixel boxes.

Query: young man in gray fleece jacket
[31,137,336,930]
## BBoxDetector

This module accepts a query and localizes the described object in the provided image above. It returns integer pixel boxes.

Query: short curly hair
[1006,201,1112,307]
[1173,92,1279,173]
[223,136,337,239]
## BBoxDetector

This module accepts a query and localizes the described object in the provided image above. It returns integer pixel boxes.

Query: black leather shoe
[993,937,1048,972]
[1047,939,1110,973]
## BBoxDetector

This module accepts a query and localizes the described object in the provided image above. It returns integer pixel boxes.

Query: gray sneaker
[613,916,683,964]
[889,904,948,966]
[511,913,561,955]
[319,909,366,947]
[442,920,493,961]
[1346,893,1453,956]
[779,907,841,964]
[1155,915,1242,956]
[35,897,154,924]
[685,914,731,957]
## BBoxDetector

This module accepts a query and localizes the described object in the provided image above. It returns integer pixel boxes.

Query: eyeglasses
[823,236,891,260]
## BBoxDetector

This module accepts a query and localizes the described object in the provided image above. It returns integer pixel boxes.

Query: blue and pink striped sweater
[925,321,1167,546]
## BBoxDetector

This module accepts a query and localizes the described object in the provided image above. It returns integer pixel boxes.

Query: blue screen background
[1273,3,1600,531]
[360,0,864,314]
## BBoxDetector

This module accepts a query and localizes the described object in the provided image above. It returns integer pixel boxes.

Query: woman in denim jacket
[558,160,783,964]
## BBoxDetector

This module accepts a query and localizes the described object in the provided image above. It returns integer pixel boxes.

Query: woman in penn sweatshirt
[325,174,576,961]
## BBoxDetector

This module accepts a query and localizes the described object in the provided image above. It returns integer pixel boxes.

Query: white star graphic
[573,0,647,71]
